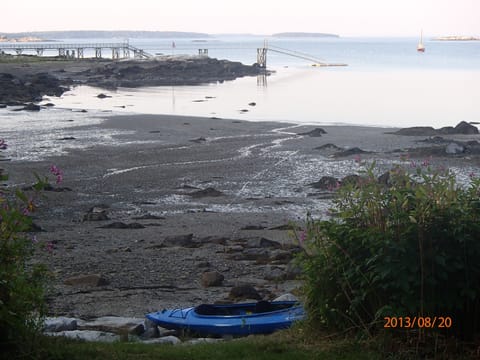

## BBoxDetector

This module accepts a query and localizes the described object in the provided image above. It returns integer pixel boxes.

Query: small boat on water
[146,300,305,336]
[417,30,426,52]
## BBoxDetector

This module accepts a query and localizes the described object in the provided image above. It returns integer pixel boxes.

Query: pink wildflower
[46,242,54,253]
[50,165,63,184]
[354,154,361,163]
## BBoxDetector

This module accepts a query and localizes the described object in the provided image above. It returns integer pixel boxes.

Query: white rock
[273,293,299,302]
[183,338,224,345]
[43,317,78,332]
[46,330,120,343]
[77,316,144,329]
[445,142,465,154]
[141,335,182,345]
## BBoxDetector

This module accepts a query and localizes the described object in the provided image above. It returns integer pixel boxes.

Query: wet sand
[5,113,480,318]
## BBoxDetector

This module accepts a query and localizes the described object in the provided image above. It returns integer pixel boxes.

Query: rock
[97,93,111,99]
[269,250,294,264]
[454,121,479,134]
[248,102,256,106]
[188,187,225,198]
[83,206,109,221]
[377,171,391,186]
[419,136,447,144]
[132,214,165,220]
[43,317,78,332]
[201,271,224,287]
[229,285,261,301]
[64,274,109,287]
[22,103,41,111]
[298,128,327,137]
[334,147,370,157]
[77,316,145,336]
[285,260,303,280]
[142,319,160,339]
[184,338,224,345]
[58,136,76,141]
[245,237,282,249]
[198,236,229,245]
[445,142,465,154]
[263,266,286,281]
[0,104,7,108]
[46,330,119,343]
[241,225,266,230]
[98,222,145,229]
[189,137,207,143]
[43,102,55,107]
[274,293,299,302]
[308,176,339,190]
[393,122,478,136]
[392,127,437,136]
[141,335,181,345]
[341,174,362,187]
[236,248,270,262]
[163,233,197,247]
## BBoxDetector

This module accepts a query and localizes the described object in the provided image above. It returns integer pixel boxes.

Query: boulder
[64,274,109,287]
[163,233,197,247]
[229,285,261,301]
[188,187,225,198]
[309,176,339,190]
[273,293,299,302]
[298,128,327,137]
[44,317,78,332]
[201,271,224,287]
[98,222,145,229]
[445,142,465,155]
[454,121,479,135]
[22,103,41,111]
[392,127,437,136]
[45,330,119,343]
[141,335,181,345]
[245,237,282,249]
[83,206,109,221]
[334,147,370,157]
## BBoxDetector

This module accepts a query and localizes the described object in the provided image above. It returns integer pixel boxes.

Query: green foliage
[297,161,480,341]
[0,145,54,354]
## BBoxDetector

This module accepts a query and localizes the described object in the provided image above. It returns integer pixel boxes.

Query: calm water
[42,36,480,128]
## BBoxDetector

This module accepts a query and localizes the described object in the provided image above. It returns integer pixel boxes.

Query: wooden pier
[257,43,347,68]
[0,41,152,59]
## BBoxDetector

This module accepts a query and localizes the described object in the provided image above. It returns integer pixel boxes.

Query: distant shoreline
[432,35,480,41]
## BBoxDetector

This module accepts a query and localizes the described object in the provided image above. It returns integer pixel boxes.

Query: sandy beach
[3,111,479,319]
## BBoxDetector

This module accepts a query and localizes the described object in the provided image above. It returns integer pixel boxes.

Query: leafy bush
[0,141,56,354]
[297,161,480,341]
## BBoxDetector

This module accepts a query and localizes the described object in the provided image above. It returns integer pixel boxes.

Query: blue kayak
[146,300,305,336]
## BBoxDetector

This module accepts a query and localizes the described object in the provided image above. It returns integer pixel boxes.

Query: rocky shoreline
[2,57,480,342]
[0,56,266,105]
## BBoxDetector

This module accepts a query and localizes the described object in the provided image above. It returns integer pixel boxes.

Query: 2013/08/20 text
[384,316,452,329]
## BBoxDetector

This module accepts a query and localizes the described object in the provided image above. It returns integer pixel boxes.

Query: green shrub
[0,141,57,355]
[297,161,480,341]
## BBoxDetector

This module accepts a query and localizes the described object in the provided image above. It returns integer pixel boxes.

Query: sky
[2,0,479,37]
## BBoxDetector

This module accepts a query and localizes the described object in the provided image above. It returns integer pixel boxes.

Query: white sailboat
[417,30,425,52]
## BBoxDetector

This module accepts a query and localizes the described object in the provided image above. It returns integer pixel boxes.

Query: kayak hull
[146,300,305,336]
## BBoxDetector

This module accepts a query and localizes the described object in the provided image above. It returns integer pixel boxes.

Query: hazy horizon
[2,0,479,37]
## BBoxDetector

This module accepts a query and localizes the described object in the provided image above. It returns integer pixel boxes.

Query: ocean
[1,36,480,160]
[49,35,480,128]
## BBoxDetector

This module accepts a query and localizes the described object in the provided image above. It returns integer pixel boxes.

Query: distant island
[0,30,211,39]
[0,35,46,42]
[433,35,480,41]
[271,32,339,38]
